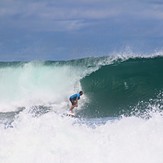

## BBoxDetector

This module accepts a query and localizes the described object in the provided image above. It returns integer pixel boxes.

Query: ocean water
[0,54,163,163]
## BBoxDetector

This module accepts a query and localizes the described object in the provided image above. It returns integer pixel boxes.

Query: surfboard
[64,111,76,117]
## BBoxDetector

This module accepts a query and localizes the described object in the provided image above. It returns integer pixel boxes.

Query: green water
[80,57,163,117]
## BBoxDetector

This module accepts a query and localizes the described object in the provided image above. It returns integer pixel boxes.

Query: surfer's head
[79,91,83,96]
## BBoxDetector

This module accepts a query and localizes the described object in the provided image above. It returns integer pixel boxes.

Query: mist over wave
[0,61,89,112]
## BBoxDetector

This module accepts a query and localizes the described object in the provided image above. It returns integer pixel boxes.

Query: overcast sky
[0,0,163,61]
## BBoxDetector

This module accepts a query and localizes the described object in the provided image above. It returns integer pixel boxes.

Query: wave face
[80,56,163,117]
[0,56,163,117]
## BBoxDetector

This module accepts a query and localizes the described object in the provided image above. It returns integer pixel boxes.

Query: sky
[0,0,163,61]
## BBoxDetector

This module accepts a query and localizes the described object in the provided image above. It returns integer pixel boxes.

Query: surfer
[69,91,83,113]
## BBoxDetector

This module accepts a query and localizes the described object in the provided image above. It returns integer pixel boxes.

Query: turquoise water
[80,57,163,117]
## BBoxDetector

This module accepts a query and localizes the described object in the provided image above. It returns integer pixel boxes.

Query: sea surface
[0,54,163,163]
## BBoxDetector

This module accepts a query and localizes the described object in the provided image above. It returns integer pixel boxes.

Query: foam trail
[0,109,163,163]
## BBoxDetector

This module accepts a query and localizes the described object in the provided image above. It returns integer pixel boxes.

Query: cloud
[0,0,127,32]
[1,0,163,61]
[1,0,163,34]
[148,0,163,5]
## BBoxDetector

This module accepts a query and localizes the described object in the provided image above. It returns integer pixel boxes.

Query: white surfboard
[65,111,75,117]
